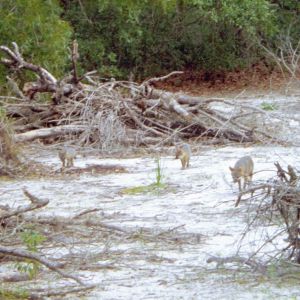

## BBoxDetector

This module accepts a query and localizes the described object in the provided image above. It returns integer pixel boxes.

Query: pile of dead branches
[235,162,300,264]
[207,163,300,280]
[272,163,300,262]
[0,42,281,151]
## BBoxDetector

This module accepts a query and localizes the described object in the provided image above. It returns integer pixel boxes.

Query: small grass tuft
[0,287,29,300]
[260,102,278,111]
[121,157,167,195]
[122,182,167,195]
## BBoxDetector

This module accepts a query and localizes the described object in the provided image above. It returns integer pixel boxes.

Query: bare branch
[0,247,86,285]
[0,189,49,219]
[141,71,184,86]
[0,43,57,84]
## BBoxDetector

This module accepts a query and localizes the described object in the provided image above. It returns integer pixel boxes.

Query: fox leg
[180,158,186,169]
[242,178,246,189]
[238,179,242,191]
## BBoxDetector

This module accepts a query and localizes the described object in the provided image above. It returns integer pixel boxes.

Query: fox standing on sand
[175,143,191,169]
[229,156,254,191]
[58,147,76,168]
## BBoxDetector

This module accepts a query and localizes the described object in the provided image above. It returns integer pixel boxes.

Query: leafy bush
[1,0,298,81]
[61,0,278,77]
[0,0,72,85]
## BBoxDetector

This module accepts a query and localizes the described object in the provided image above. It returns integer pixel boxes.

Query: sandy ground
[1,91,300,299]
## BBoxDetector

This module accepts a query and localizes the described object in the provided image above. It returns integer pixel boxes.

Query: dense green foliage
[0,0,299,80]
[61,0,278,77]
[0,0,72,83]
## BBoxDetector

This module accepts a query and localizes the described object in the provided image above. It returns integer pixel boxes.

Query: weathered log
[13,125,87,142]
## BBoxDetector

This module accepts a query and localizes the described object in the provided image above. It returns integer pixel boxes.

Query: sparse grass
[154,157,163,186]
[260,102,278,111]
[122,182,167,195]
[121,157,168,195]
[0,287,29,300]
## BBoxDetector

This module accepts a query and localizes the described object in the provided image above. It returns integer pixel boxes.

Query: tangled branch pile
[236,162,300,264]
[0,42,280,152]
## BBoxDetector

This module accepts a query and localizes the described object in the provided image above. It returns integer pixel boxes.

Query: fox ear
[229,167,234,171]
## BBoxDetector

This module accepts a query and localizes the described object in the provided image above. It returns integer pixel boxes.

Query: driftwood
[13,124,88,142]
[29,215,131,234]
[0,42,280,150]
[207,255,266,273]
[234,162,300,264]
[0,189,49,220]
[29,285,96,300]
[0,42,82,104]
[0,247,87,285]
[0,43,57,84]
[235,183,271,207]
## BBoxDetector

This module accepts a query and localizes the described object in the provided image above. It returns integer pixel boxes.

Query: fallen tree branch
[0,247,86,285]
[0,189,49,219]
[13,124,88,142]
[122,100,166,137]
[29,215,130,234]
[235,184,272,207]
[141,71,184,86]
[0,42,57,84]
[72,208,103,219]
[29,285,96,300]
[207,255,267,273]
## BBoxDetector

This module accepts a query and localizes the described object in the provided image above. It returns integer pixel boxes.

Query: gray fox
[229,156,254,191]
[175,143,191,169]
[58,147,76,168]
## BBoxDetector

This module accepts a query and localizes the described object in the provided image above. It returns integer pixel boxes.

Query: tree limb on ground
[29,285,96,300]
[0,246,87,285]
[0,189,49,219]
[207,255,267,273]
